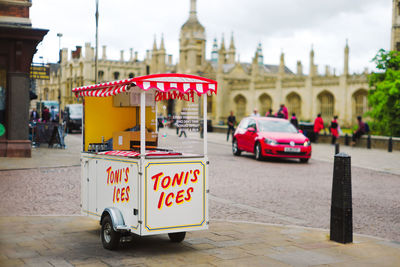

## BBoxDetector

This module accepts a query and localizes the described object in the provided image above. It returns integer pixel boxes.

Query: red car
[232,117,311,162]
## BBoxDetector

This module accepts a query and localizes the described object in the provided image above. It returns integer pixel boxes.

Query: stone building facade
[37,0,372,127]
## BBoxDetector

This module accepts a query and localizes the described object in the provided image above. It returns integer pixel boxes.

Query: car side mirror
[247,127,256,133]
[298,129,303,134]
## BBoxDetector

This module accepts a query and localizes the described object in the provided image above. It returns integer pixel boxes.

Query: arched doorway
[317,90,334,122]
[352,89,368,119]
[234,94,247,121]
[286,92,301,118]
[258,93,272,116]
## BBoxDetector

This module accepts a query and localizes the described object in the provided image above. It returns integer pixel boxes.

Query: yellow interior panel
[84,96,156,151]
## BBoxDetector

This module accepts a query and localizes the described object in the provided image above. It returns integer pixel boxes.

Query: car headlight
[303,140,311,147]
[264,138,277,146]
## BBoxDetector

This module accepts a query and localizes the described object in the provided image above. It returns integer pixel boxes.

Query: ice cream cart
[73,74,217,250]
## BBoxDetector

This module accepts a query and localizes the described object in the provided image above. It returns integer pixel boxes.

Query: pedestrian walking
[330,115,339,144]
[30,108,39,121]
[313,113,324,143]
[42,106,50,122]
[290,113,298,129]
[227,111,236,141]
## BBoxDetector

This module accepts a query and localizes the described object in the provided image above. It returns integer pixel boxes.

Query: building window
[258,93,272,116]
[286,92,301,118]
[98,71,104,81]
[318,91,334,122]
[353,89,368,118]
[113,72,120,80]
[128,73,135,78]
[234,94,247,121]
[207,95,212,114]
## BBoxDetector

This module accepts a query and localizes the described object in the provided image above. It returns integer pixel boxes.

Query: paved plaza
[0,132,400,266]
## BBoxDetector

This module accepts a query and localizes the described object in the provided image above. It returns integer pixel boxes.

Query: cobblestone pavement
[0,132,399,241]
[1,216,400,267]
[1,132,400,266]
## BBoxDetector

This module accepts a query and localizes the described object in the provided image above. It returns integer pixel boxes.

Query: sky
[31,0,392,75]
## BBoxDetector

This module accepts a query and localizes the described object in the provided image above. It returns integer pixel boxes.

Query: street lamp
[57,33,63,124]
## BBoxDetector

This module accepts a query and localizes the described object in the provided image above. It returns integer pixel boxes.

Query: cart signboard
[143,159,207,235]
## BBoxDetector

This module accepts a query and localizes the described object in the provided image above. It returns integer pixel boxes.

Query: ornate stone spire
[160,33,165,51]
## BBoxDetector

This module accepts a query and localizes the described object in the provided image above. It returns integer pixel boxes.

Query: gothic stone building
[37,0,371,127]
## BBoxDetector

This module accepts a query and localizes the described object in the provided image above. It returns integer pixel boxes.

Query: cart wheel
[101,215,120,250]
[168,232,186,242]
[232,139,241,156]
[255,143,263,161]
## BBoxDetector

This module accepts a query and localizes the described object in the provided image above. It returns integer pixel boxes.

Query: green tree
[368,49,400,137]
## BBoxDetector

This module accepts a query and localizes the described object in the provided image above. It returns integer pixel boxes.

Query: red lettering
[126,186,130,202]
[115,170,120,184]
[166,192,174,207]
[176,189,185,204]
[192,169,200,182]
[113,186,116,203]
[158,191,165,209]
[161,175,171,189]
[106,167,112,184]
[110,171,114,184]
[116,188,120,202]
[121,187,125,201]
[125,167,129,182]
[184,171,189,185]
[172,172,184,187]
[152,172,163,191]
[185,187,194,201]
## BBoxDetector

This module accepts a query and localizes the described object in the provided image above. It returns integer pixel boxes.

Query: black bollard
[345,134,349,146]
[367,135,371,149]
[388,137,393,152]
[330,152,353,244]
[335,143,340,155]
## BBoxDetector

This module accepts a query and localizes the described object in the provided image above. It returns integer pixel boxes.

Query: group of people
[227,104,369,145]
[30,106,59,123]
[313,114,369,145]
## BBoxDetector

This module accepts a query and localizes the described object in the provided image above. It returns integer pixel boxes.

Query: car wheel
[168,232,186,242]
[232,139,241,156]
[255,143,263,161]
[101,215,120,250]
[300,158,309,163]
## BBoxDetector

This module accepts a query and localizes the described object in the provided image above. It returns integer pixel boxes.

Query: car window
[248,119,257,130]
[239,118,249,129]
[258,119,297,133]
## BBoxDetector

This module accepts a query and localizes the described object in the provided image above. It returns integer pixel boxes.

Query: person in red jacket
[330,116,339,144]
[313,113,324,143]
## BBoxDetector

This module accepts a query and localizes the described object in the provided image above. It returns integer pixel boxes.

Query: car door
[235,118,249,151]
[243,118,257,151]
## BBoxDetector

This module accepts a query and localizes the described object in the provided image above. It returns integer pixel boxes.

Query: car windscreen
[258,120,298,133]
[69,105,82,117]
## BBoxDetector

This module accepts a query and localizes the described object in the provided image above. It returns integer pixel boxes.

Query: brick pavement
[1,216,399,267]
[1,132,400,266]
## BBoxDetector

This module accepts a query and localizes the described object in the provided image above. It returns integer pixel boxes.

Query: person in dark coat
[227,111,236,141]
[290,113,298,129]
[351,116,366,145]
[330,116,339,144]
[42,106,50,122]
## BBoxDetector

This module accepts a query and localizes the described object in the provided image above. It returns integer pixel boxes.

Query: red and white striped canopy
[72,73,217,97]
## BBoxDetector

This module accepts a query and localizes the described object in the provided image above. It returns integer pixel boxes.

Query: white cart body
[81,154,208,235]
[73,74,217,238]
